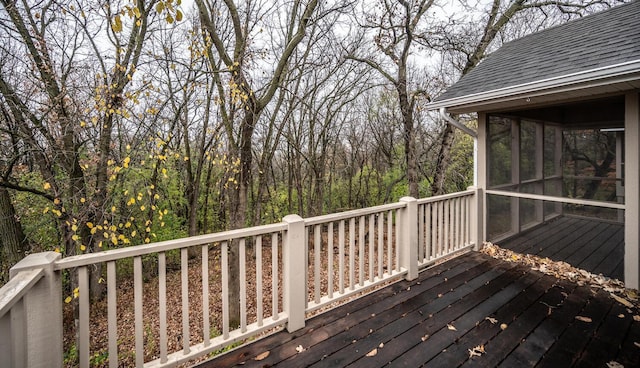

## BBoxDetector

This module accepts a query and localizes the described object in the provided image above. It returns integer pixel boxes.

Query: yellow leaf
[131,230,137,237]
[133,6,141,18]
[366,348,377,357]
[73,287,79,298]
[54,198,61,205]
[176,9,183,22]
[80,197,86,203]
[112,15,123,32]
[111,236,118,245]
[43,207,49,214]
[65,296,72,304]
[87,222,94,229]
[72,235,80,241]
[254,351,270,361]
[156,1,165,13]
[80,244,86,251]
[166,13,174,23]
[43,182,51,190]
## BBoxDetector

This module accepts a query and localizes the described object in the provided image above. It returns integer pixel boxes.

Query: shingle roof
[432,1,640,105]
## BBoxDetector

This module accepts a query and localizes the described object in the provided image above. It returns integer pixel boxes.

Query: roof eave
[428,60,640,114]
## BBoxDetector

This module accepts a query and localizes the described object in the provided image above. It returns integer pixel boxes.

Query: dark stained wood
[499,216,624,281]
[196,251,639,368]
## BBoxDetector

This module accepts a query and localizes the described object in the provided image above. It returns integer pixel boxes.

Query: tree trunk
[0,188,28,283]
[431,124,456,195]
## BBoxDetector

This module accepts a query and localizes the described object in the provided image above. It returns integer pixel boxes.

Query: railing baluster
[444,199,450,254]
[368,214,374,282]
[159,252,168,363]
[425,204,432,261]
[181,247,190,353]
[314,225,321,303]
[256,236,263,326]
[271,234,278,320]
[107,261,118,368]
[359,216,365,286]
[79,266,90,368]
[378,213,383,278]
[338,220,345,294]
[202,245,210,346]
[349,217,355,290]
[395,209,401,272]
[387,210,392,275]
[328,222,334,299]
[134,256,143,367]
[222,242,229,338]
[419,204,425,262]
[240,239,247,333]
[438,201,444,256]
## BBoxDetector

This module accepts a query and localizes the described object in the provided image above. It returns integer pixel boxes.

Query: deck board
[498,216,624,281]
[195,251,639,368]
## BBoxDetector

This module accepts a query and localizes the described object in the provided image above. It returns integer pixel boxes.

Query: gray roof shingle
[433,1,640,103]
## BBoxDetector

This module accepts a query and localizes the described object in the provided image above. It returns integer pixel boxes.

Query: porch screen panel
[489,116,513,187]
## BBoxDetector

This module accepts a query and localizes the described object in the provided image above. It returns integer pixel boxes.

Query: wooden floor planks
[196,251,639,368]
[499,216,624,281]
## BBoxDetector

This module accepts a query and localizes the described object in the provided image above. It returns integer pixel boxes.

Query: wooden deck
[497,216,624,281]
[197,251,639,368]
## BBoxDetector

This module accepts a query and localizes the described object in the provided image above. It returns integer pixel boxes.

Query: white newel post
[399,197,418,281]
[9,252,62,368]
[469,186,484,251]
[282,214,306,332]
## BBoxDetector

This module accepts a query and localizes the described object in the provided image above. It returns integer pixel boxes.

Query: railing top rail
[54,222,288,270]
[485,189,625,210]
[0,268,44,317]
[304,202,407,226]
[416,189,475,205]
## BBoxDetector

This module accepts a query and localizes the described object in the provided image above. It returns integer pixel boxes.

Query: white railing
[0,189,482,368]
[417,190,478,267]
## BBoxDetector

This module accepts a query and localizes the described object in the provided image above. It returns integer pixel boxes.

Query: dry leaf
[421,334,429,342]
[254,351,270,361]
[611,294,634,308]
[295,345,305,353]
[366,348,377,357]
[500,323,508,330]
[575,316,592,323]
[378,342,384,348]
[468,345,485,358]
[606,361,624,368]
[447,324,457,331]
[633,315,640,322]
[485,317,498,324]
[618,314,625,318]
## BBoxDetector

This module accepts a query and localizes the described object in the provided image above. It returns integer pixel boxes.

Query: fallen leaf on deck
[618,314,625,318]
[606,361,624,368]
[366,348,377,357]
[468,345,485,358]
[634,342,640,348]
[611,294,634,309]
[500,323,508,330]
[421,334,429,341]
[447,324,457,331]
[633,315,640,322]
[485,316,498,324]
[378,342,384,348]
[575,316,592,323]
[295,345,305,353]
[254,351,270,361]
